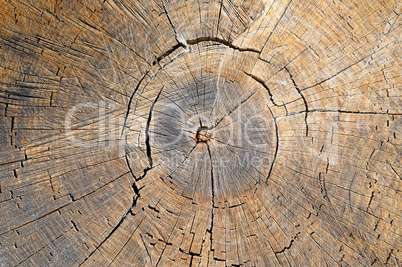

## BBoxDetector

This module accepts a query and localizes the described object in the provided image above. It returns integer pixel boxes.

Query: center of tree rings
[195,126,211,143]
[124,44,278,195]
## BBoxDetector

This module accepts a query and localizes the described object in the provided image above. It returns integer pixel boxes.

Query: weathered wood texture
[0,0,401,266]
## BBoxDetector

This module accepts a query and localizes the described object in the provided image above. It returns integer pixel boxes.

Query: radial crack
[161,0,188,48]
[301,56,368,91]
[216,0,223,37]
[210,90,256,130]
[206,143,215,255]
[0,171,130,237]
[140,233,152,265]
[165,143,198,179]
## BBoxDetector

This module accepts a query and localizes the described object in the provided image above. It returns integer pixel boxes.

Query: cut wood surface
[0,0,401,266]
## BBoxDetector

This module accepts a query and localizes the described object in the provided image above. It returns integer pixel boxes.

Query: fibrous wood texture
[0,0,401,266]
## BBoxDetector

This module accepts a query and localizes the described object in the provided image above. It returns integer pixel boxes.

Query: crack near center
[145,86,164,168]
[209,90,257,130]
[206,143,215,255]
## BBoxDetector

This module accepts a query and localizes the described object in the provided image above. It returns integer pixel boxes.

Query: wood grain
[0,0,401,266]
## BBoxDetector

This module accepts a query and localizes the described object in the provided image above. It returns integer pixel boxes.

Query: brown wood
[0,0,401,266]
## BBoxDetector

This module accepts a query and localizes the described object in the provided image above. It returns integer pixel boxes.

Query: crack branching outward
[284,66,309,136]
[116,37,264,266]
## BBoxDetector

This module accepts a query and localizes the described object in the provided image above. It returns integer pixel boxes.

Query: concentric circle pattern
[0,0,401,266]
[124,43,277,199]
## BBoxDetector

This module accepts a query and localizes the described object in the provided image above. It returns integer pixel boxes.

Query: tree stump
[0,0,401,266]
